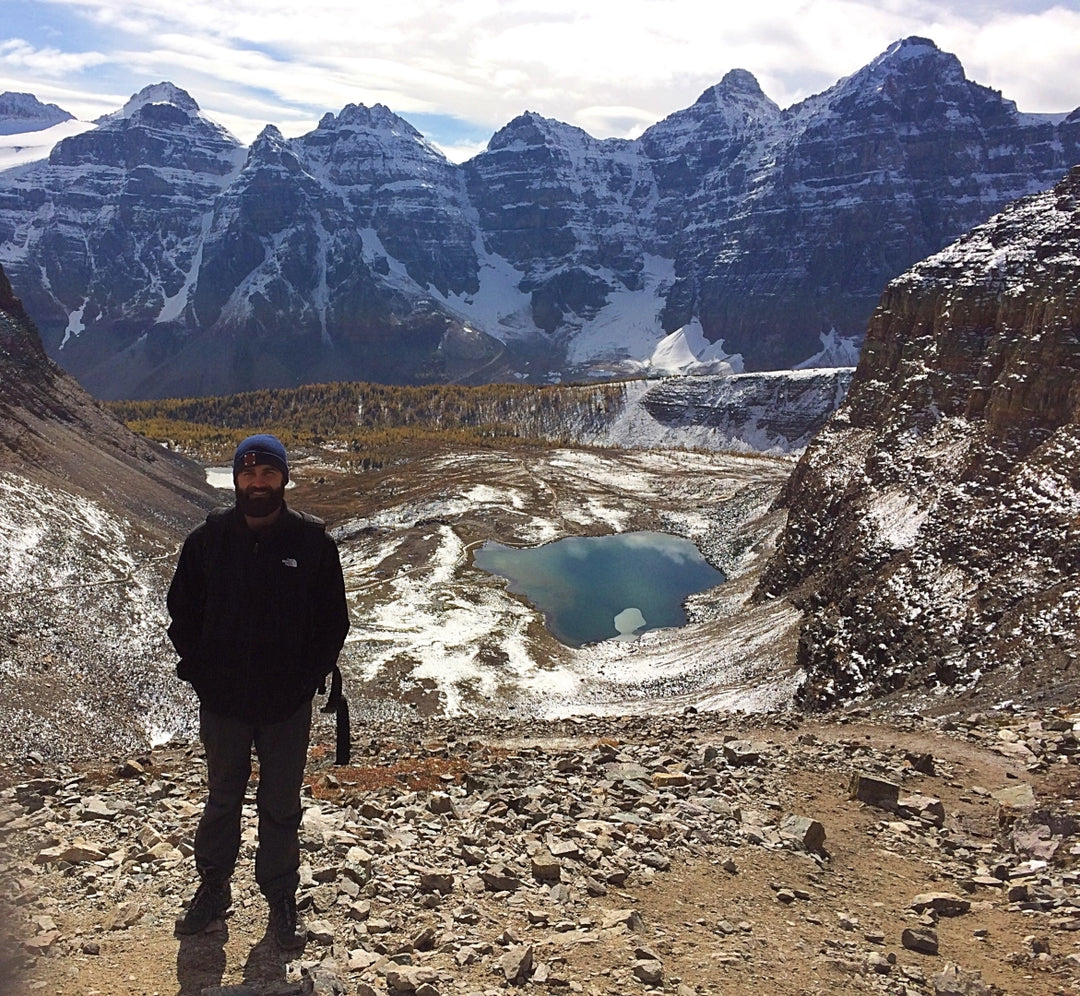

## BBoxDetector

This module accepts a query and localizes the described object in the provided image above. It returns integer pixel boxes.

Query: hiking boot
[174,880,231,935]
[267,891,307,950]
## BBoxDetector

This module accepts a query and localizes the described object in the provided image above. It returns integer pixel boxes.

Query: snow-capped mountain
[0,91,73,135]
[760,164,1080,709]
[0,91,95,169]
[1,38,1078,399]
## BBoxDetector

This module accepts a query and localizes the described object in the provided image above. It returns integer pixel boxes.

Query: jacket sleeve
[166,529,207,663]
[308,532,350,680]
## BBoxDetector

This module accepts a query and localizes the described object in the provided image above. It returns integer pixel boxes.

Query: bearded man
[166,434,349,949]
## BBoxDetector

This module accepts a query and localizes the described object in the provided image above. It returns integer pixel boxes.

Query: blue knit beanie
[233,434,289,483]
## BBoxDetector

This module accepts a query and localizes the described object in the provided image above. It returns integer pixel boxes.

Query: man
[167,434,349,949]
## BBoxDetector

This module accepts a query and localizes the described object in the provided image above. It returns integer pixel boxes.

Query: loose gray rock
[385,966,439,993]
[723,740,765,766]
[500,943,534,982]
[633,958,664,985]
[849,773,900,809]
[910,893,972,918]
[779,814,826,852]
[902,926,940,955]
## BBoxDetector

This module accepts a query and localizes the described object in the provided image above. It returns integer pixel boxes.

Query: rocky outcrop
[760,166,1080,710]
[0,40,1077,397]
[0,264,50,376]
[635,369,854,451]
[0,259,210,510]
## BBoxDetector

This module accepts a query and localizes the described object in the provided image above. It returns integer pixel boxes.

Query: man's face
[235,464,285,519]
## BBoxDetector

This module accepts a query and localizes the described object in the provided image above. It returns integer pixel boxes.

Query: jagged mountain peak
[823,36,971,107]
[318,101,423,137]
[308,101,448,167]
[44,80,240,171]
[0,91,74,134]
[0,90,72,117]
[83,81,239,150]
[252,122,286,148]
[99,81,201,122]
[697,68,774,107]
[780,35,1020,139]
[862,36,960,79]
[244,123,306,172]
[877,35,942,61]
[487,110,604,152]
[875,35,969,87]
[642,68,779,156]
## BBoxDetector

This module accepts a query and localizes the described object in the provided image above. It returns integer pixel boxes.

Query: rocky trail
[3,705,1080,996]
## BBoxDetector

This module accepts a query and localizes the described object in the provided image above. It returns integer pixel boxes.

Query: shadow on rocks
[0,901,26,996]
[175,924,228,996]
[241,930,290,989]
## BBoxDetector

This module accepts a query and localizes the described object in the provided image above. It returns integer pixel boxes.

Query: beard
[236,483,285,520]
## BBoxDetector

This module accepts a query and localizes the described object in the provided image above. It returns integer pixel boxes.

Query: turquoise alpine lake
[473,531,726,647]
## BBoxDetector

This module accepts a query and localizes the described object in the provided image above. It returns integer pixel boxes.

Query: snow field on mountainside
[0,474,141,593]
[866,488,929,552]
[0,470,195,758]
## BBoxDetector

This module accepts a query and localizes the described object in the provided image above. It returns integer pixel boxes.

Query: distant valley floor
[0,443,803,764]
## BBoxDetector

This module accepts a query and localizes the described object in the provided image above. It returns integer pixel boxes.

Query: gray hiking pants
[194,701,312,898]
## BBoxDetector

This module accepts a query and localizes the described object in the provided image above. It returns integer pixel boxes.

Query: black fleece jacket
[166,504,349,724]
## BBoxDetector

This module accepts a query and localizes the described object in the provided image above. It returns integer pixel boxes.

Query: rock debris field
[3,706,1080,996]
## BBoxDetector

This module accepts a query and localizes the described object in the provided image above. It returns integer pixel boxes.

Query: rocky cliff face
[577,369,854,453]
[0,41,1078,398]
[759,165,1080,710]
[672,39,1080,369]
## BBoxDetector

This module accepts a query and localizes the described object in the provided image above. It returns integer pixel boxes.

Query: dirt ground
[5,713,1080,996]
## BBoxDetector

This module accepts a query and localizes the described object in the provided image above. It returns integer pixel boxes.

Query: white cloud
[937,6,1080,111]
[0,38,109,75]
[433,138,490,164]
[2,0,1078,149]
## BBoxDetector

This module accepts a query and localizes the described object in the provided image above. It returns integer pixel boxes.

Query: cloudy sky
[2,0,1078,161]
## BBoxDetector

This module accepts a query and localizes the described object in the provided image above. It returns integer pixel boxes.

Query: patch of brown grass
[306,755,471,801]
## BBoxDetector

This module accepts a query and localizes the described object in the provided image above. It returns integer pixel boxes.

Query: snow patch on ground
[634,319,743,376]
[0,474,137,591]
[867,489,929,551]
